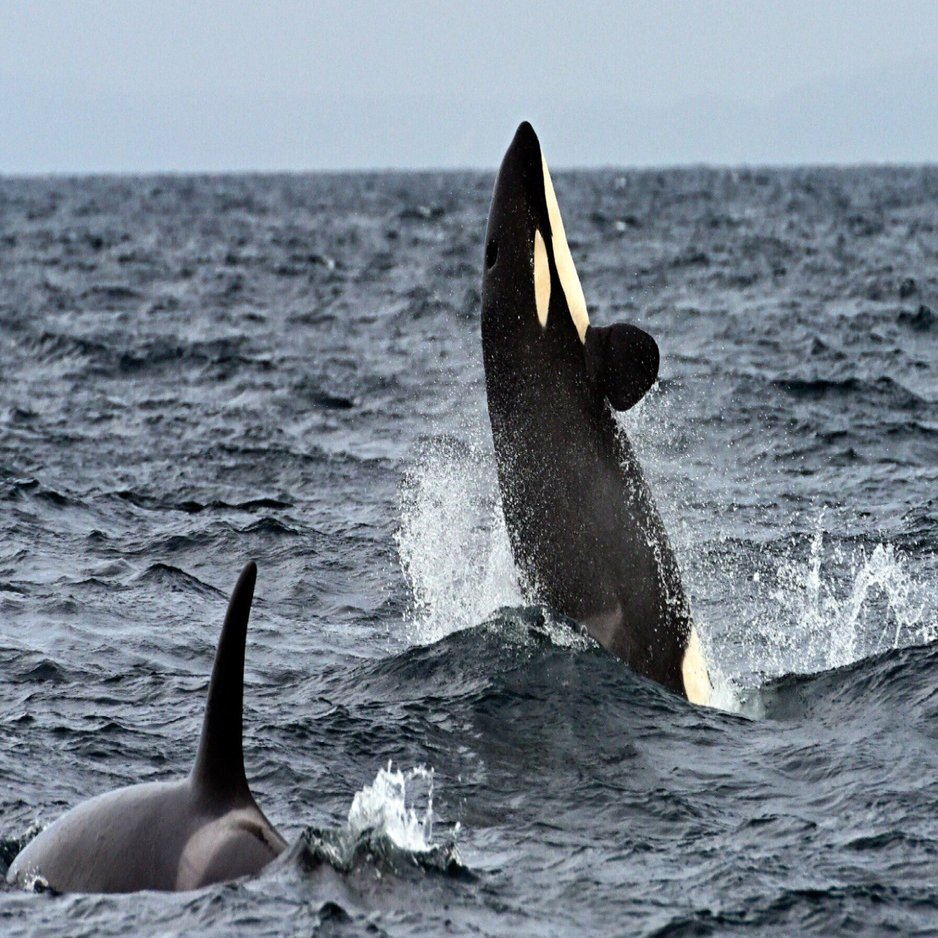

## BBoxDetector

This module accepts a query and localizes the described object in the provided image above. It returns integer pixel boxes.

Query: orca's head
[481,122,589,348]
[482,122,659,412]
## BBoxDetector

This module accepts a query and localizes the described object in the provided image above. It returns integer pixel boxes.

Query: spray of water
[346,762,455,854]
[300,762,462,875]
[619,388,938,687]
[762,529,935,676]
[395,435,521,645]
[396,387,936,704]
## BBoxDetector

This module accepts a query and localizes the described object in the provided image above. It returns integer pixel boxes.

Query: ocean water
[0,166,936,936]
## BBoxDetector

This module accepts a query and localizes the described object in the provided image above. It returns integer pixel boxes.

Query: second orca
[7,561,286,893]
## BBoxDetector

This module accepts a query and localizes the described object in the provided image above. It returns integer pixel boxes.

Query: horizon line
[4,158,938,180]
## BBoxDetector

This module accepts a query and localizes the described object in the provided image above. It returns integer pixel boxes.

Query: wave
[0,651,70,685]
[0,477,78,508]
[745,638,938,723]
[332,611,724,779]
[898,303,936,331]
[132,562,226,598]
[648,881,938,936]
[10,326,281,383]
[113,490,292,515]
[774,375,926,409]
[360,592,938,748]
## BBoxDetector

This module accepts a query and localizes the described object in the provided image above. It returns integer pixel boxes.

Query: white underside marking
[541,153,589,343]
[682,626,712,706]
[533,228,551,327]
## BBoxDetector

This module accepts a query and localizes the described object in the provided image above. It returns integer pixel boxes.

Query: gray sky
[3,0,938,172]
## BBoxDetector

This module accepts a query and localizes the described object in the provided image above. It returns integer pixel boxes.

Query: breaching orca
[7,561,286,893]
[480,122,711,704]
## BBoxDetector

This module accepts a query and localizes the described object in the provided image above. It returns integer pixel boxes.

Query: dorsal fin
[191,560,256,803]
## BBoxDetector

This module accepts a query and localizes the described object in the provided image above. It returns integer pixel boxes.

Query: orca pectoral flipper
[584,323,660,411]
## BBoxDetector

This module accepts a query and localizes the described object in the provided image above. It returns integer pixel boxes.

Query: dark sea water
[0,165,936,936]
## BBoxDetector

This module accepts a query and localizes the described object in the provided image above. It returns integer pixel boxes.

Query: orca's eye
[485,238,498,269]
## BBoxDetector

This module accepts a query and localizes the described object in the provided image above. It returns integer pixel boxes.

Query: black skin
[480,122,691,696]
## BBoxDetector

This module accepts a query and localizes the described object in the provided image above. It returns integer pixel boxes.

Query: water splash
[297,763,465,878]
[0,823,43,882]
[622,387,937,693]
[396,437,521,645]
[347,762,445,853]
[392,390,937,709]
[395,387,698,649]
[393,402,740,709]
[765,530,935,675]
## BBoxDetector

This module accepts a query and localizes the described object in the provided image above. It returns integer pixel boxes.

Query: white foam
[706,670,746,713]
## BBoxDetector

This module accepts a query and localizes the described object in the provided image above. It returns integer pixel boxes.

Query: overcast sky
[3,0,938,173]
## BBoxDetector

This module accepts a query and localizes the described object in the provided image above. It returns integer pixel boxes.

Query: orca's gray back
[7,561,288,893]
[7,778,283,893]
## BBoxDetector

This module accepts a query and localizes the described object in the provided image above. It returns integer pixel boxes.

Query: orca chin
[7,561,287,894]
[480,121,712,705]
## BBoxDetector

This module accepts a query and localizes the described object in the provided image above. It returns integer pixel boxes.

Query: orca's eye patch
[485,238,498,269]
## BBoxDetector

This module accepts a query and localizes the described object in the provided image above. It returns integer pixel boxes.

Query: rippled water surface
[0,166,937,936]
